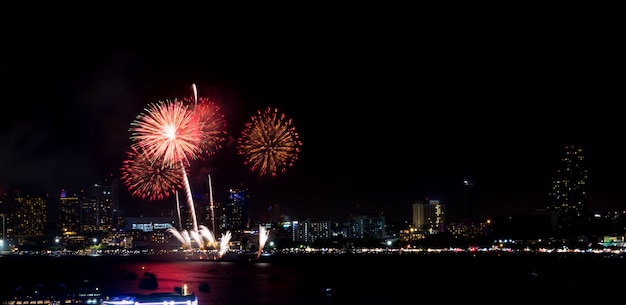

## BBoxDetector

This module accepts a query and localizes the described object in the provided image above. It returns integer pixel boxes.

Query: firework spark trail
[218,231,232,258]
[191,83,198,103]
[189,229,204,250]
[238,107,302,177]
[258,225,270,259]
[181,162,199,232]
[120,146,184,201]
[175,191,182,231]
[208,174,216,234]
[199,225,216,246]
[167,228,192,249]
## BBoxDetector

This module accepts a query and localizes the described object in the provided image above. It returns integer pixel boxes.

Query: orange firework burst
[238,107,302,177]
[120,145,185,201]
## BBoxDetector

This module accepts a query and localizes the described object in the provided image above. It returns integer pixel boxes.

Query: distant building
[350,213,386,239]
[78,178,118,234]
[9,191,48,245]
[446,220,490,241]
[292,218,332,243]
[412,199,445,234]
[59,189,81,235]
[221,186,249,234]
[547,145,589,238]
[125,216,178,249]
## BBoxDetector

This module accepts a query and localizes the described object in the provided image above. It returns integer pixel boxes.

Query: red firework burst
[120,145,185,201]
[187,96,227,157]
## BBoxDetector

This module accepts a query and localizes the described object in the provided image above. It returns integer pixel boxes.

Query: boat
[198,282,211,293]
[102,293,198,305]
[138,273,158,290]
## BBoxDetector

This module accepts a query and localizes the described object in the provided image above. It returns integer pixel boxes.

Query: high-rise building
[221,186,249,233]
[547,145,589,238]
[412,199,445,234]
[292,218,332,243]
[12,192,47,239]
[350,214,386,239]
[79,178,118,233]
[59,189,81,235]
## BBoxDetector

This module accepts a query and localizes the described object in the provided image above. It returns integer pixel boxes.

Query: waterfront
[1,252,624,304]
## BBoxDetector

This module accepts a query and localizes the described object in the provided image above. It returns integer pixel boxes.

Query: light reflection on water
[3,253,625,304]
[106,260,311,305]
[1,255,341,305]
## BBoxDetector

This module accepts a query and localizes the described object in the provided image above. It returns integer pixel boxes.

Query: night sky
[1,8,623,222]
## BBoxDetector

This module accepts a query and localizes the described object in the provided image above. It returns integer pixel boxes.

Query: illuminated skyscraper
[221,186,249,233]
[547,145,589,238]
[412,199,445,234]
[12,192,47,238]
[59,189,81,235]
[80,178,118,233]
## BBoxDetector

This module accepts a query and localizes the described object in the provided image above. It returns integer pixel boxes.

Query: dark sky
[1,8,624,222]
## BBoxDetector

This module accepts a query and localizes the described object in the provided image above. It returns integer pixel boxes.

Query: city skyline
[1,10,624,221]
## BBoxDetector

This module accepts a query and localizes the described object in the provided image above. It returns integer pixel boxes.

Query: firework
[167,227,192,249]
[238,107,302,177]
[188,97,227,157]
[120,146,184,201]
[126,85,229,255]
[167,226,215,252]
[198,225,217,247]
[129,99,202,167]
[207,174,216,234]
[218,231,232,258]
[258,225,270,259]
[128,98,204,232]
